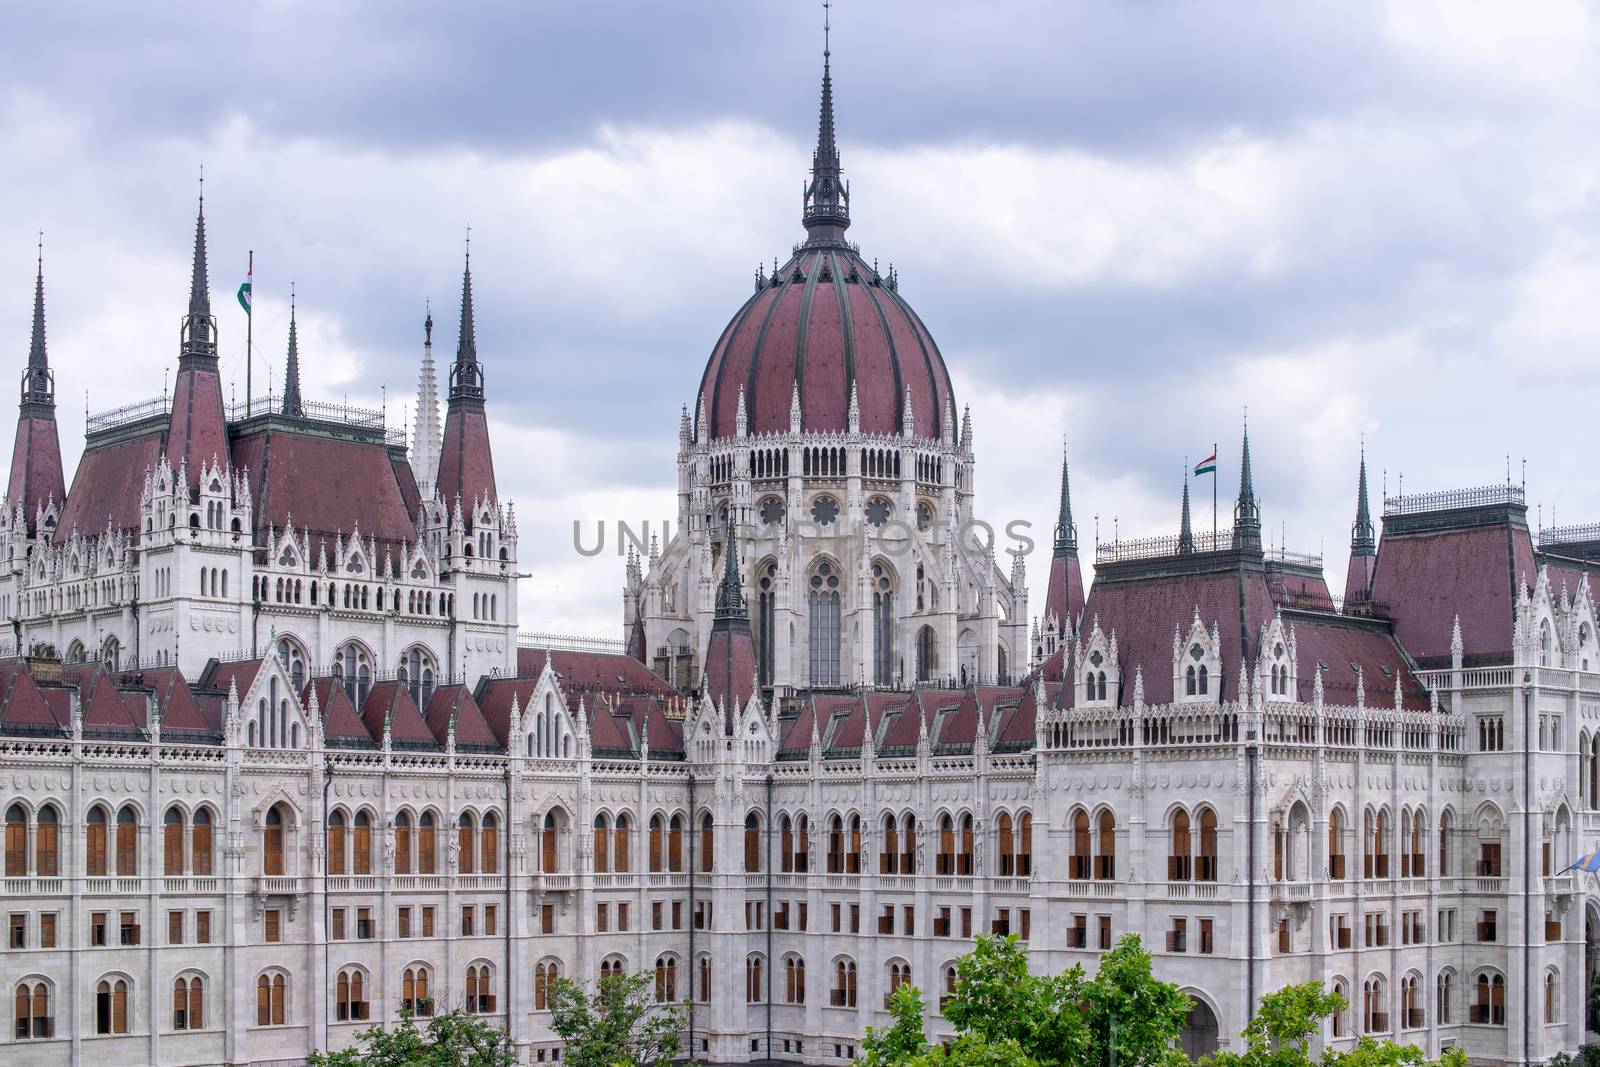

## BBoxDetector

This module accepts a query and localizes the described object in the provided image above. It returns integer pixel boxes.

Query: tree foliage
[1200,982,1466,1067]
[307,1009,516,1067]
[548,969,685,1067]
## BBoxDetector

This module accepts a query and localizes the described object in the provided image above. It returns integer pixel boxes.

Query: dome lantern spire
[802,1,850,242]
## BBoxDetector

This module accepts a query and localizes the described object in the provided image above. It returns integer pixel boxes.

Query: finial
[824,0,831,59]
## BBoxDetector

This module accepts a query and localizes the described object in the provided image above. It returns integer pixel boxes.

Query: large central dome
[693,45,955,443]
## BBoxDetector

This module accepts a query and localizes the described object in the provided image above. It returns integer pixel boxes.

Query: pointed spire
[1179,469,1195,554]
[281,287,303,418]
[1351,440,1375,557]
[1053,442,1077,555]
[801,1,850,240]
[413,304,443,502]
[448,242,484,400]
[715,515,746,621]
[21,235,52,409]
[181,190,216,360]
[1234,416,1261,545]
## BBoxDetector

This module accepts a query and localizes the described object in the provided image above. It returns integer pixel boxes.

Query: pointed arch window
[115,805,138,876]
[172,975,203,1030]
[163,808,184,876]
[95,977,129,1034]
[533,961,558,1011]
[35,805,58,876]
[402,966,433,1016]
[332,642,372,708]
[327,811,346,876]
[757,560,778,688]
[275,638,306,693]
[352,811,372,876]
[14,980,51,1038]
[481,812,498,874]
[399,647,437,709]
[872,562,895,686]
[4,804,24,877]
[593,815,611,874]
[613,813,631,873]
[86,806,108,877]
[808,560,842,686]
[263,805,286,876]
[744,813,762,873]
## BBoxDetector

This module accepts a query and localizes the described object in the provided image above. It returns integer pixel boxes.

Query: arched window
[593,815,611,874]
[942,965,958,1014]
[1438,810,1452,878]
[701,813,715,874]
[353,811,372,876]
[649,815,665,873]
[600,957,625,982]
[880,813,899,875]
[335,968,368,1021]
[1400,974,1421,1029]
[828,815,846,874]
[394,813,413,875]
[938,814,956,876]
[757,560,778,687]
[1363,975,1388,1033]
[115,805,138,876]
[747,955,765,1004]
[1170,809,1192,881]
[163,808,184,875]
[872,562,895,686]
[275,638,306,693]
[1437,971,1454,1025]
[542,811,561,874]
[257,972,287,1025]
[1096,810,1116,880]
[87,805,108,876]
[34,805,58,877]
[457,813,477,875]
[534,962,559,1011]
[4,804,25,876]
[1407,810,1425,878]
[1473,972,1505,1025]
[698,956,712,1003]
[833,958,858,1007]
[613,813,631,873]
[403,966,433,1016]
[668,814,684,872]
[14,979,51,1039]
[997,812,1015,877]
[327,812,347,876]
[417,812,436,875]
[1329,808,1347,879]
[331,642,373,708]
[784,956,805,1004]
[262,806,286,876]
[654,955,678,1003]
[887,961,912,1007]
[958,814,974,876]
[172,975,204,1030]
[1071,809,1091,879]
[95,977,130,1034]
[808,560,842,686]
[466,964,495,1013]
[744,813,762,873]
[1331,979,1349,1036]
[1198,809,1219,881]
[481,812,498,874]
[901,813,917,874]
[399,647,437,709]
[917,626,937,682]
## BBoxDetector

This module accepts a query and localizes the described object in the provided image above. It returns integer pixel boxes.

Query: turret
[1178,469,1195,554]
[1041,443,1085,646]
[7,239,66,536]
[436,247,498,509]
[412,308,443,502]
[1233,420,1262,552]
[703,517,756,733]
[281,291,303,418]
[1343,443,1377,608]
[165,194,230,487]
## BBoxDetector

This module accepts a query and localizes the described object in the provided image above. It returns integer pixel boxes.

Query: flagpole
[1212,440,1217,548]
[245,249,254,417]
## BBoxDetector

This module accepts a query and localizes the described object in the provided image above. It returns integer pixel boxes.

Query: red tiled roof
[201,658,264,701]
[1083,569,1246,706]
[59,430,164,534]
[1289,614,1430,710]
[361,681,434,745]
[233,427,418,551]
[437,403,497,508]
[8,412,66,535]
[308,679,370,743]
[1369,523,1527,664]
[1044,553,1086,633]
[165,362,229,486]
[695,247,955,442]
[704,624,757,724]
[423,685,498,747]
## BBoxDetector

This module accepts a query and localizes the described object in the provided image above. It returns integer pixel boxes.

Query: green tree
[307,1009,515,1067]
[865,933,1185,1067]
[549,969,684,1067]
[1201,982,1467,1067]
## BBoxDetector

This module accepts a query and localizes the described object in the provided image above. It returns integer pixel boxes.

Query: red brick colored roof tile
[59,430,164,534]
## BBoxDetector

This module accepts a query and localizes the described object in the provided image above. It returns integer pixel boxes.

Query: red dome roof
[696,245,955,442]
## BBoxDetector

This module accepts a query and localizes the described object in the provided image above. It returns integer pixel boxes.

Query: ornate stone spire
[181,192,216,362]
[1234,418,1261,546]
[413,306,442,501]
[449,245,483,400]
[1053,442,1077,555]
[22,237,51,409]
[715,516,746,621]
[801,3,850,241]
[1350,441,1375,557]
[281,289,303,418]
[1178,469,1195,554]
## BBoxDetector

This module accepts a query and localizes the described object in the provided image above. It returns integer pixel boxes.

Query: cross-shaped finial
[824,0,831,57]
[198,162,204,203]
[465,225,472,262]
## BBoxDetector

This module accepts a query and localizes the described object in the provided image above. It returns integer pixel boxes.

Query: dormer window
[1185,644,1209,696]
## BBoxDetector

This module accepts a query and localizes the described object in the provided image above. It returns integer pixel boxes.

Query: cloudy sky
[2,1,1598,638]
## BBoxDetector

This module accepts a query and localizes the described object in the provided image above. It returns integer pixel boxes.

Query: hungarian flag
[1194,451,1217,476]
[237,264,252,315]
